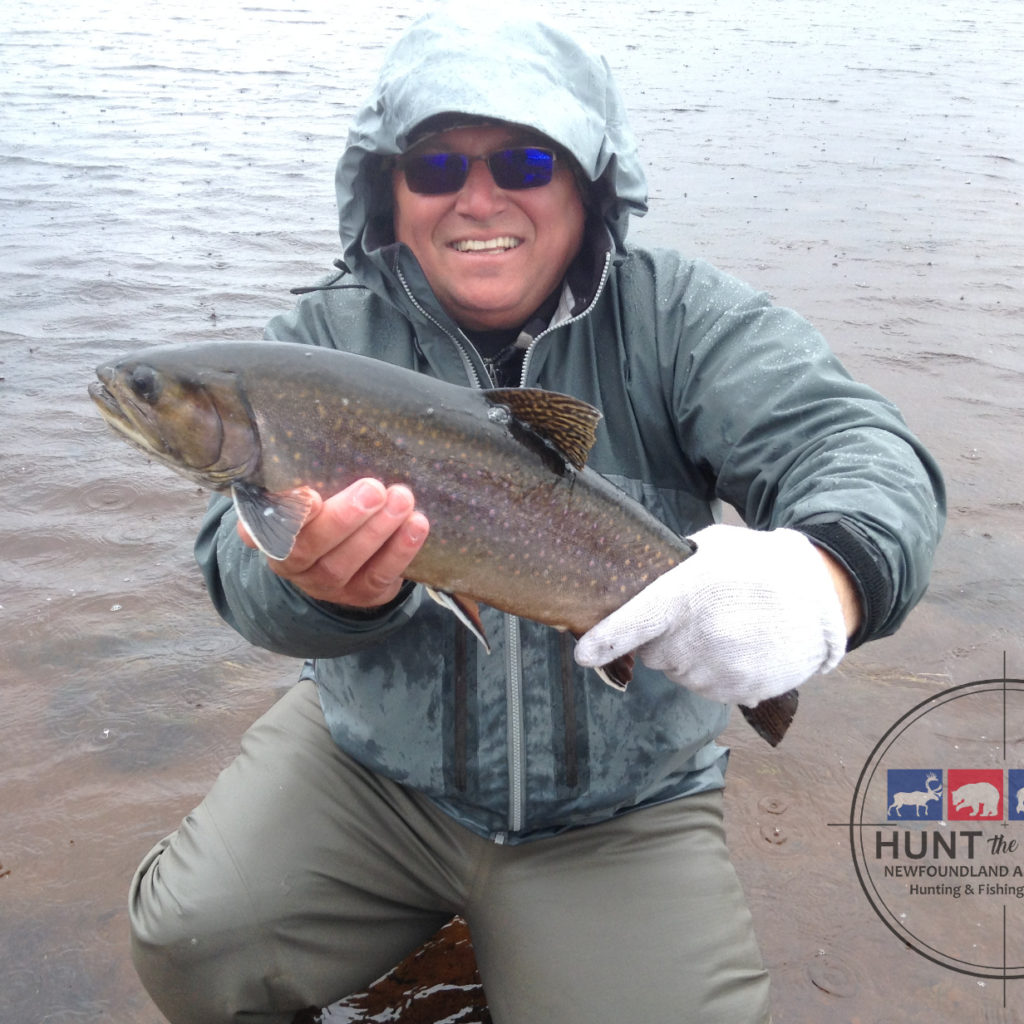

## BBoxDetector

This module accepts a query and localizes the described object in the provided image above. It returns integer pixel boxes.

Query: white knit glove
[574,524,848,706]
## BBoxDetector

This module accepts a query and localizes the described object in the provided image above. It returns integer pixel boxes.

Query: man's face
[392,124,586,332]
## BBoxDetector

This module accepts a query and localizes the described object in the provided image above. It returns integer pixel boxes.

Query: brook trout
[89,341,797,745]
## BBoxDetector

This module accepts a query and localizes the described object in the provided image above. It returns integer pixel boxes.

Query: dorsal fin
[484,388,601,470]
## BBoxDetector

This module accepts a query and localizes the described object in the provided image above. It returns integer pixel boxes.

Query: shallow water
[2,0,1023,1021]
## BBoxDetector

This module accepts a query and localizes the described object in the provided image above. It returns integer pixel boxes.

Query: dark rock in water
[295,917,491,1024]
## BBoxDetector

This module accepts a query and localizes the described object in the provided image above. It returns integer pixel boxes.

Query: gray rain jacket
[196,8,945,844]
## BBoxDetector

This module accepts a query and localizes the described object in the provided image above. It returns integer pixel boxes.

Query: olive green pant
[129,680,771,1023]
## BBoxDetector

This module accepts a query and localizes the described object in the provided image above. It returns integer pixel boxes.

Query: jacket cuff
[796,518,894,650]
[312,580,418,622]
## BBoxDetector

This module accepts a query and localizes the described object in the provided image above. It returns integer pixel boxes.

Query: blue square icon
[1008,770,1024,821]
[886,769,944,820]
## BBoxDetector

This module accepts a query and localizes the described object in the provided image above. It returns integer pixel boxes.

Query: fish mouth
[88,377,171,458]
[449,236,522,254]
[88,378,126,420]
[88,378,135,433]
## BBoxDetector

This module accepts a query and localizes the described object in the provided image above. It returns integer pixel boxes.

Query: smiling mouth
[449,236,522,253]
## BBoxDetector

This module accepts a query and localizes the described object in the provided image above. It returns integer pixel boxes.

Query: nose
[453,157,508,217]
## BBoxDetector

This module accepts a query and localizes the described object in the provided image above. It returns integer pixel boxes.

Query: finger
[273,479,386,575]
[272,483,429,607]
[574,611,647,667]
[308,485,423,585]
[357,496,430,592]
[340,503,430,604]
[574,572,681,666]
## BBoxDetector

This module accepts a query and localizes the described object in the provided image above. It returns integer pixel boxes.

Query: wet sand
[2,0,1023,1020]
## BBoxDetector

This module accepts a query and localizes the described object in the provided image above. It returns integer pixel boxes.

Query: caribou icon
[887,772,942,818]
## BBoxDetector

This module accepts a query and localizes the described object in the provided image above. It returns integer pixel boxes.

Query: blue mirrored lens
[401,147,555,194]
[402,152,469,194]
[489,148,554,190]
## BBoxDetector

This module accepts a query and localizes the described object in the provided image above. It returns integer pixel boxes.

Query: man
[129,8,944,1024]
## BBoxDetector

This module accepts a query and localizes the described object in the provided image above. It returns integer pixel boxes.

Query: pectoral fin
[232,483,315,561]
[594,659,633,692]
[426,587,491,654]
[572,631,634,692]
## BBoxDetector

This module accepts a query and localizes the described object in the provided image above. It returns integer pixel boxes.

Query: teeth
[451,236,521,252]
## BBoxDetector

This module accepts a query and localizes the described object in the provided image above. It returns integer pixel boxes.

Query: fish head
[88,350,261,490]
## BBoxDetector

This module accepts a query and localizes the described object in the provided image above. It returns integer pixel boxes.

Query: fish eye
[129,365,162,404]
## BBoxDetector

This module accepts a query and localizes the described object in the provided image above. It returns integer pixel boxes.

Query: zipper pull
[482,356,501,388]
[483,346,527,388]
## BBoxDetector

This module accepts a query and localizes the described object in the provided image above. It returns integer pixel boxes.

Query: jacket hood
[335,4,648,301]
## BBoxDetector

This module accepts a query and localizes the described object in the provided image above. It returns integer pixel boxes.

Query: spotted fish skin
[89,341,797,745]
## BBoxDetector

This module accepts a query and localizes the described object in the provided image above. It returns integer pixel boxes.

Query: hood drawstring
[290,259,367,296]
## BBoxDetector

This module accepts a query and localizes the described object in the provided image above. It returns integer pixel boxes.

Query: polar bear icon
[1016,786,1024,815]
[952,781,1000,817]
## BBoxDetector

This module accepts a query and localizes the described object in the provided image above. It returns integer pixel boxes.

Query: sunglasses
[399,146,556,195]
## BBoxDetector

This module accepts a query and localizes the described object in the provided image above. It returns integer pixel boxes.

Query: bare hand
[237,478,429,608]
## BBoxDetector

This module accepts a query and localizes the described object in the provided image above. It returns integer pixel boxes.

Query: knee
[128,836,216,1021]
[129,834,259,1024]
[128,829,322,1024]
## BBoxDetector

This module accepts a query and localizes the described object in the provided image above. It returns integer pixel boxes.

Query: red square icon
[947,769,1003,820]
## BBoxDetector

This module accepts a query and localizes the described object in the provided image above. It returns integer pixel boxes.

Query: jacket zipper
[478,350,529,837]
[505,615,525,835]
[498,252,612,835]
[396,251,612,842]
[518,251,611,386]
[394,264,483,388]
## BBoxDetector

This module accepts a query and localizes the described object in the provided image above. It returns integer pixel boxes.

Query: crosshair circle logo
[849,677,1024,980]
